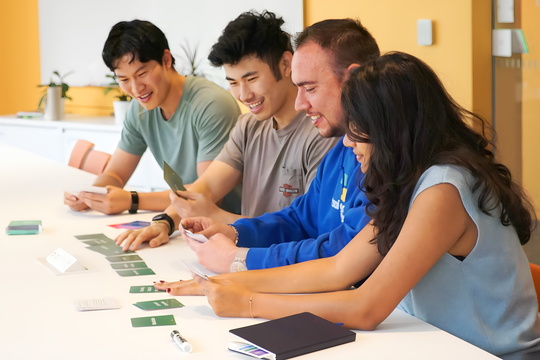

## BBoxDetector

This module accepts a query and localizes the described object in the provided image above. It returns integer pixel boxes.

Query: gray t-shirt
[215,112,338,217]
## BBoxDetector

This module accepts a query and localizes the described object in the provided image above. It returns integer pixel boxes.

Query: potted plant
[104,74,132,126]
[38,70,72,120]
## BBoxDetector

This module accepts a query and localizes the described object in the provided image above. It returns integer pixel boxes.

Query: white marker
[171,330,192,353]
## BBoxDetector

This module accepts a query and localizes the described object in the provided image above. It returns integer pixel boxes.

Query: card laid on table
[75,233,112,241]
[133,298,184,310]
[106,254,143,263]
[108,221,151,230]
[111,261,148,270]
[130,315,176,327]
[116,268,156,277]
[6,220,42,235]
[86,244,132,256]
[79,238,115,246]
[129,285,166,293]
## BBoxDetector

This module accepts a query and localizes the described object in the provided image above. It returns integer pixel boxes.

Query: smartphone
[163,161,186,195]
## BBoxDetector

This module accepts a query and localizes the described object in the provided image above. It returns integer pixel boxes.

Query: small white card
[46,248,86,273]
[74,298,120,311]
[70,186,108,195]
[185,230,208,243]
[180,260,215,280]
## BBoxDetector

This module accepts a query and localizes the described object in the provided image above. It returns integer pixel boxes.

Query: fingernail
[159,280,165,283]
[167,288,171,293]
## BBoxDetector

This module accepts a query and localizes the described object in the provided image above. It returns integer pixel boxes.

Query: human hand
[63,191,90,211]
[153,279,204,295]
[183,232,238,273]
[169,190,221,219]
[181,216,235,240]
[77,185,131,214]
[194,275,253,318]
[115,222,170,251]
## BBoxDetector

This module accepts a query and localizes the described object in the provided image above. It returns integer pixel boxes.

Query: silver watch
[230,248,249,272]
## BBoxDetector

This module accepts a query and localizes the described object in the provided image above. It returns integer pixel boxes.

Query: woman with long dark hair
[157,52,540,356]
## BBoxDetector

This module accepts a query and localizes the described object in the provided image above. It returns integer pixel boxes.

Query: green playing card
[164,161,186,194]
[75,233,111,241]
[106,254,143,262]
[80,238,116,246]
[130,315,176,327]
[86,244,130,256]
[129,285,166,293]
[133,298,184,310]
[116,268,156,277]
[111,261,148,270]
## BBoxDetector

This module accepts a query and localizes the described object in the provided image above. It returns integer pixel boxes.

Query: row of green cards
[74,233,181,327]
[74,233,156,276]
[129,285,183,327]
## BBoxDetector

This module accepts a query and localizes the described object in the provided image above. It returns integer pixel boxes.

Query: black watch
[152,213,175,236]
[129,191,139,214]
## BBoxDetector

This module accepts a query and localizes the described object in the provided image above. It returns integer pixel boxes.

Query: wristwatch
[230,248,249,272]
[152,213,175,236]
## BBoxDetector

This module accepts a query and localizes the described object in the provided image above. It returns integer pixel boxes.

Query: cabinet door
[0,124,63,161]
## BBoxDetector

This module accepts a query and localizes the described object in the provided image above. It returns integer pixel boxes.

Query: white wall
[38,0,303,88]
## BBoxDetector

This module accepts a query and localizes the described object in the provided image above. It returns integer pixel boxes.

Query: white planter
[44,86,64,121]
[113,101,130,126]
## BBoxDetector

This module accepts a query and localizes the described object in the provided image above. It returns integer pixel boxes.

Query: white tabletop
[0,143,500,360]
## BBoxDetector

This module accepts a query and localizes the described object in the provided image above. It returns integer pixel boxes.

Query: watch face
[230,261,247,272]
[152,214,167,221]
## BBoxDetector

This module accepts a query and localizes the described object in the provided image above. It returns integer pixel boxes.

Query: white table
[0,144,501,360]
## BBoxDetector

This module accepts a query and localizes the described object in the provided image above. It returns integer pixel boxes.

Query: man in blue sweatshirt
[181,18,381,273]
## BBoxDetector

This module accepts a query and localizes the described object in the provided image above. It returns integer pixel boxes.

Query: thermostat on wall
[417,19,433,46]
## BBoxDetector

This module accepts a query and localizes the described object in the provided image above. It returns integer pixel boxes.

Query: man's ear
[162,49,173,70]
[344,63,361,79]
[280,51,293,77]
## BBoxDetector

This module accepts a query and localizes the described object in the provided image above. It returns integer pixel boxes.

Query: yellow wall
[0,0,41,114]
[304,0,492,122]
[521,1,540,210]
[1,0,491,119]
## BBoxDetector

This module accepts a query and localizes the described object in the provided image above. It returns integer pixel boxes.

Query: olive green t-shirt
[119,75,241,212]
[119,75,240,182]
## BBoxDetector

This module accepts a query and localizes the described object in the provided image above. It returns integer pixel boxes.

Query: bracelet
[228,224,239,244]
[249,293,255,318]
[129,191,139,214]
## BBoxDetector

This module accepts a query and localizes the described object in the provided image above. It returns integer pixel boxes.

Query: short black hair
[295,19,380,81]
[102,19,175,71]
[208,11,292,80]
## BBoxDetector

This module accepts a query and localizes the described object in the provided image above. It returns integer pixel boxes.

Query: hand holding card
[184,229,209,243]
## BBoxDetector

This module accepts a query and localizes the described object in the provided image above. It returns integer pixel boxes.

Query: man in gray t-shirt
[63,20,240,215]
[116,11,337,252]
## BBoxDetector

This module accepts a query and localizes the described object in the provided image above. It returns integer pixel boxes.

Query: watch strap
[152,213,175,236]
[129,191,139,214]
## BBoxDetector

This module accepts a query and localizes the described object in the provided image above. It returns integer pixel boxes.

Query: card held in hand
[163,161,186,194]
[229,312,356,360]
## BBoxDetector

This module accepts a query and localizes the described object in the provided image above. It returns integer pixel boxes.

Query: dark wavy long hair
[341,52,535,255]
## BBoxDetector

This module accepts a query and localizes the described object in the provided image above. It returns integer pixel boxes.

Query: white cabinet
[0,115,167,191]
[0,122,63,161]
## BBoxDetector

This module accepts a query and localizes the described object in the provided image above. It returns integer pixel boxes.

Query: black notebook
[229,312,356,360]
